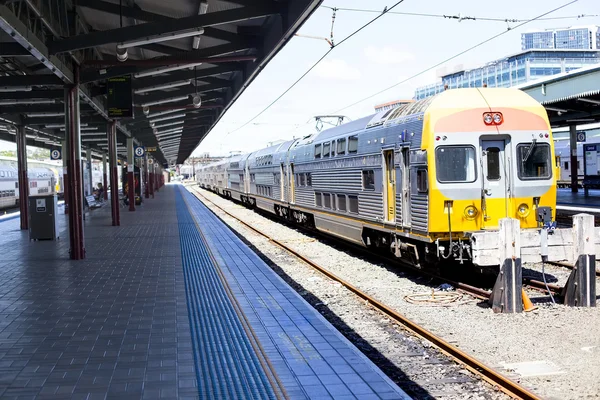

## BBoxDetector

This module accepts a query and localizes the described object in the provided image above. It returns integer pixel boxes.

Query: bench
[85,195,102,209]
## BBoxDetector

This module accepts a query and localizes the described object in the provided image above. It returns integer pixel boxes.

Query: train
[197,88,557,268]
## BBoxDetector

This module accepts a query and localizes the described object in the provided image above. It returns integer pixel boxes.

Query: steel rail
[186,184,542,400]
[546,260,600,277]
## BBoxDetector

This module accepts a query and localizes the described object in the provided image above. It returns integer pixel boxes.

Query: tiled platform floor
[0,185,409,400]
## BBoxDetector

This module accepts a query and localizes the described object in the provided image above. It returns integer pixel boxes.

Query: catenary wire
[333,0,580,113]
[224,0,407,137]
[321,5,597,23]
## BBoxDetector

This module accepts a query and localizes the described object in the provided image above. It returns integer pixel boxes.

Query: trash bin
[28,194,59,240]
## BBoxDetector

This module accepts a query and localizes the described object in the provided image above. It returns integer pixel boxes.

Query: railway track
[546,260,600,278]
[187,184,541,400]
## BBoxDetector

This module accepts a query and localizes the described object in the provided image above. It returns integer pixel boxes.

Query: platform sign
[50,149,61,160]
[146,146,157,152]
[134,146,145,158]
[584,144,599,176]
[577,131,586,143]
[107,75,133,118]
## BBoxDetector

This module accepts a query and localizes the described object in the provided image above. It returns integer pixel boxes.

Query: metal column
[570,125,578,193]
[149,161,154,198]
[107,122,120,226]
[16,120,28,231]
[155,167,160,192]
[64,79,85,260]
[127,138,135,211]
[62,140,68,214]
[102,152,108,201]
[144,154,149,199]
[86,149,93,196]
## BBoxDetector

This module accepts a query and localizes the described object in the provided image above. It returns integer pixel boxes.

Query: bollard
[562,214,596,307]
[489,218,523,313]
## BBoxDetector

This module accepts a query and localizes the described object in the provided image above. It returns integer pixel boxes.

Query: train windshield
[435,146,477,183]
[516,142,551,180]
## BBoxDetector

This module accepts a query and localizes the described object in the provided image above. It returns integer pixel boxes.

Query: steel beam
[133,65,240,89]
[0,42,30,56]
[16,120,28,230]
[48,4,278,54]
[0,75,64,87]
[0,90,64,100]
[64,82,85,260]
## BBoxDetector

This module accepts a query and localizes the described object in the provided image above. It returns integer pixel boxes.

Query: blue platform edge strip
[180,186,410,400]
[175,188,282,400]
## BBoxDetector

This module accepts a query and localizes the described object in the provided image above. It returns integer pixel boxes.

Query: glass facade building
[414,49,600,100]
[522,26,600,50]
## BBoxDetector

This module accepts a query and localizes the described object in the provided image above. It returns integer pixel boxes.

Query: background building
[522,26,600,50]
[374,100,413,112]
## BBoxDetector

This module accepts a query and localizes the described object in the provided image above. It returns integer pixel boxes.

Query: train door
[280,163,285,201]
[480,140,509,227]
[382,149,396,223]
[401,147,410,228]
[244,164,250,193]
[289,163,295,203]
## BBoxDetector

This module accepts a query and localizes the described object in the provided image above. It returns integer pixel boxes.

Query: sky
[190,0,600,157]
[1,0,598,157]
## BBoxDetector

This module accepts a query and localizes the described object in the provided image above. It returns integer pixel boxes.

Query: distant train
[0,164,57,209]
[198,88,557,267]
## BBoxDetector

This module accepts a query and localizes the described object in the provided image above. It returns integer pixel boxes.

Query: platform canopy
[0,0,321,165]
[517,64,600,128]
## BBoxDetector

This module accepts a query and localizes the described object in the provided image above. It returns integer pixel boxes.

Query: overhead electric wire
[321,5,598,24]
[333,0,581,114]
[225,0,407,137]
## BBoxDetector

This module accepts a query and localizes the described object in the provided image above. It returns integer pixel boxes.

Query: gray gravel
[191,187,600,400]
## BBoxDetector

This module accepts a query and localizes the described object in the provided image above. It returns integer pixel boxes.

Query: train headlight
[492,112,503,124]
[517,203,530,218]
[464,205,478,220]
[483,113,493,125]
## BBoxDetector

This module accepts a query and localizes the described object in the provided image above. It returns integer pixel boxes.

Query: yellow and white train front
[423,89,556,260]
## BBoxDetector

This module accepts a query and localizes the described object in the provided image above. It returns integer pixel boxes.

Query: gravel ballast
[190,187,600,400]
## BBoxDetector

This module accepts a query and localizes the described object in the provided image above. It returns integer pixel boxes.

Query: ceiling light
[577,98,600,106]
[134,80,192,94]
[141,95,189,108]
[82,138,107,142]
[116,46,128,62]
[134,63,204,79]
[0,86,32,92]
[26,112,65,117]
[45,123,88,129]
[146,108,186,119]
[149,113,186,123]
[0,99,57,105]
[154,121,184,129]
[156,127,183,135]
[143,106,150,116]
[192,36,202,50]
[117,28,204,50]
[60,126,99,131]
[545,107,568,113]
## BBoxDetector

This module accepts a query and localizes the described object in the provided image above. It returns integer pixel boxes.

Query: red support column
[16,121,28,231]
[107,122,120,226]
[127,138,135,211]
[155,168,160,192]
[102,152,108,201]
[144,154,149,199]
[62,140,68,214]
[65,74,85,260]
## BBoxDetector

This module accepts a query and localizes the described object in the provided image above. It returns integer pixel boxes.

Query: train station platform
[0,184,408,400]
[557,188,600,212]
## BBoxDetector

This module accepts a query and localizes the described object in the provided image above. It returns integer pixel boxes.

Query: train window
[348,136,358,154]
[314,144,322,159]
[0,171,4,177]
[299,174,306,186]
[331,142,335,157]
[337,138,346,155]
[417,169,428,193]
[323,193,331,209]
[435,146,476,183]
[486,147,501,181]
[323,142,331,158]
[362,170,375,190]
[315,192,322,207]
[306,173,312,186]
[516,143,551,180]
[337,194,347,211]
[348,195,359,213]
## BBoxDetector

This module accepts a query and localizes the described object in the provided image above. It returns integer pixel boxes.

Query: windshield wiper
[523,139,537,163]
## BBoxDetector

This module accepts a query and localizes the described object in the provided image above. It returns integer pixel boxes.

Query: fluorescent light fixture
[141,95,189,108]
[60,126,99,131]
[45,123,88,129]
[154,121,184,129]
[26,112,65,118]
[149,113,186,123]
[577,98,600,106]
[81,132,106,136]
[0,86,32,92]
[117,28,204,50]
[0,99,57,105]
[545,107,568,113]
[134,80,192,94]
[134,62,204,79]
[146,108,186,119]
[158,137,182,142]
[156,127,183,135]
[82,138,107,142]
